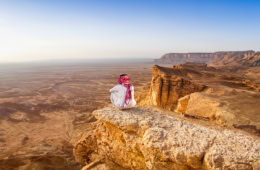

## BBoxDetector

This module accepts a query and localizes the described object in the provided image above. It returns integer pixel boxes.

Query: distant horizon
[1,0,260,63]
[0,48,259,64]
[0,56,156,64]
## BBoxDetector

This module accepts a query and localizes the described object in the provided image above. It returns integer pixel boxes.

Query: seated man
[109,74,136,109]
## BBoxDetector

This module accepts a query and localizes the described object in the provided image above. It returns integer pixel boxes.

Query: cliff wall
[155,51,260,67]
[149,65,206,111]
[154,53,213,64]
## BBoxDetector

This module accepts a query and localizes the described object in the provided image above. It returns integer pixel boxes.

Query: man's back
[110,84,136,109]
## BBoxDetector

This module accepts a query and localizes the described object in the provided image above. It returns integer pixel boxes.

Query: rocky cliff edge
[74,107,260,170]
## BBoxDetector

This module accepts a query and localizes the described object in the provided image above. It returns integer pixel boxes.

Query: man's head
[118,74,130,84]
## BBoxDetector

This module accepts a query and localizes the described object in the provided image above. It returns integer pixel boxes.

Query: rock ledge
[74,107,260,170]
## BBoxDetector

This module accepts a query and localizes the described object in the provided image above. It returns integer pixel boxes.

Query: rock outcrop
[155,50,260,67]
[139,63,260,137]
[175,91,260,136]
[149,65,206,111]
[74,107,260,170]
[175,92,236,123]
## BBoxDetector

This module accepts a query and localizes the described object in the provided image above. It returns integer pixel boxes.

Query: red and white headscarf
[118,75,132,105]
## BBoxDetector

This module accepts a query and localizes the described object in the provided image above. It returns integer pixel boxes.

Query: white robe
[109,84,136,109]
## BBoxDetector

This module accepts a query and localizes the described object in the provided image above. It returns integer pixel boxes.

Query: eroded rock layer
[150,65,206,111]
[155,53,213,64]
[74,107,260,170]
[142,63,260,137]
[155,50,260,67]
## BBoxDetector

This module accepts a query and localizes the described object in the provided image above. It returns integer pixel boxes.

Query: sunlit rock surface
[74,107,260,170]
[139,63,260,137]
[150,65,206,111]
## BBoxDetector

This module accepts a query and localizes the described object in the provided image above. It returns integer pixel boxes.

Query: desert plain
[0,60,153,169]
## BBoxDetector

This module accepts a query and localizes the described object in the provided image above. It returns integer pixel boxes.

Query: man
[109,74,136,109]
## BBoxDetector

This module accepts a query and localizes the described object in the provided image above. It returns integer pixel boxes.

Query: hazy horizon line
[1,49,259,64]
[0,57,156,65]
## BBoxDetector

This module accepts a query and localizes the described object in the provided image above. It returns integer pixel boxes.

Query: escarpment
[155,50,260,67]
[154,52,213,64]
[74,107,260,170]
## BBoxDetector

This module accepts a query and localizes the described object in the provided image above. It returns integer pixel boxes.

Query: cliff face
[139,64,260,137]
[155,51,260,67]
[149,65,206,111]
[73,107,260,170]
[154,53,213,64]
[210,51,260,67]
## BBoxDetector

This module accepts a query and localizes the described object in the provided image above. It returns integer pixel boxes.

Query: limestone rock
[74,107,260,170]
[175,92,260,136]
[175,93,235,124]
[141,64,260,137]
[150,65,206,111]
[174,95,190,114]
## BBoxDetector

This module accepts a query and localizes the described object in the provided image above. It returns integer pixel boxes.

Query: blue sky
[0,0,259,62]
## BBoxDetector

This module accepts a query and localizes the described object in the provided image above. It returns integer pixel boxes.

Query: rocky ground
[74,107,260,170]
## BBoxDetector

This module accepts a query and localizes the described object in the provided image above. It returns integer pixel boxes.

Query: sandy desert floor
[0,61,153,170]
